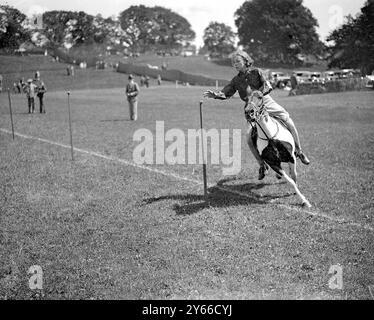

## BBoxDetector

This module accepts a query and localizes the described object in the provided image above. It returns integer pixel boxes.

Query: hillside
[0,54,237,91]
[0,55,69,74]
[0,55,135,92]
[0,54,328,92]
[116,54,328,78]
[120,54,237,80]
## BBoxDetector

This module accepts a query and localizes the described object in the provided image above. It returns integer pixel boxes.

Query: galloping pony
[245,90,311,208]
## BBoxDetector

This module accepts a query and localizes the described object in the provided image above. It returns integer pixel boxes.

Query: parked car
[310,71,322,82]
[339,69,361,78]
[269,71,290,88]
[322,71,339,81]
[293,71,312,83]
[365,75,374,89]
[323,69,361,82]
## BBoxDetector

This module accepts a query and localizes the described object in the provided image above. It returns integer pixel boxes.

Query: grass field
[0,81,373,300]
[0,55,176,92]
[127,54,328,77]
[0,53,330,95]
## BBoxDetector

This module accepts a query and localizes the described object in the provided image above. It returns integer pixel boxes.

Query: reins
[256,120,279,141]
[247,97,279,141]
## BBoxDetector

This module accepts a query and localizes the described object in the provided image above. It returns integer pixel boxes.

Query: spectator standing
[25,79,37,113]
[140,75,145,87]
[126,74,140,121]
[16,79,22,93]
[272,74,278,88]
[289,72,298,96]
[37,81,47,113]
[144,75,150,88]
[34,72,47,113]
[157,74,162,85]
[21,78,26,91]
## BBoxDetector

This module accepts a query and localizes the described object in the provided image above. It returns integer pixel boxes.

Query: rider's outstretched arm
[204,78,237,100]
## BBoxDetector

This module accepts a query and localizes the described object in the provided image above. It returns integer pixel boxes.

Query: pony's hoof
[302,201,312,208]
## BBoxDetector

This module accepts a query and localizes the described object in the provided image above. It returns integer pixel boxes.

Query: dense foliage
[0,5,30,50]
[119,5,195,53]
[203,22,236,58]
[235,0,324,64]
[327,0,374,74]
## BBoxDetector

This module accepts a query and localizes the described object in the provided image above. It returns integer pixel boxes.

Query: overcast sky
[5,0,367,46]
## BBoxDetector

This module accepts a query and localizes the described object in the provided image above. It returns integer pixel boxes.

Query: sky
[4,0,367,47]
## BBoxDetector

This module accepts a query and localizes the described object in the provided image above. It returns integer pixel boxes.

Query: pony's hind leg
[289,159,297,183]
[278,169,311,208]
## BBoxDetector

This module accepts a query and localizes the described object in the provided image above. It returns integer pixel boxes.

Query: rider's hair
[231,50,254,68]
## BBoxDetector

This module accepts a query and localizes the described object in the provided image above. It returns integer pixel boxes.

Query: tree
[327,0,374,74]
[119,5,195,53]
[42,11,97,49]
[152,6,195,49]
[70,11,95,46]
[203,22,236,58]
[0,5,30,50]
[235,0,324,64]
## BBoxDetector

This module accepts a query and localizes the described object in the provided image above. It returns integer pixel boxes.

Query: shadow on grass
[99,119,132,122]
[143,177,292,216]
[9,112,38,115]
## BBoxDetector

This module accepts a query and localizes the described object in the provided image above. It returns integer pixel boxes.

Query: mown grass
[0,84,373,300]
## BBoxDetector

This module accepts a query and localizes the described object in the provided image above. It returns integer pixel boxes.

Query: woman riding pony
[203,50,310,180]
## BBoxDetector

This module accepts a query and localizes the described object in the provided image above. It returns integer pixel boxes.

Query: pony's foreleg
[278,169,311,208]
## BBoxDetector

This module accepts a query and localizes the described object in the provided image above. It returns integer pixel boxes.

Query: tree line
[0,0,373,72]
[0,5,196,54]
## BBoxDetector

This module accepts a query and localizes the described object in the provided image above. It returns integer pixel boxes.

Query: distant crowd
[9,71,47,113]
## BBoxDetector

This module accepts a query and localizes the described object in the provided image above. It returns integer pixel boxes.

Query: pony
[245,90,312,208]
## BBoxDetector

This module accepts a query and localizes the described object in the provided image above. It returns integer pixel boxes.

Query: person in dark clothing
[33,73,47,113]
[36,81,47,113]
[126,74,140,121]
[289,72,298,96]
[144,75,150,88]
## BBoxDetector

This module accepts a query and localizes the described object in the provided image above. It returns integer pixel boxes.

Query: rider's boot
[283,118,311,165]
[296,150,310,165]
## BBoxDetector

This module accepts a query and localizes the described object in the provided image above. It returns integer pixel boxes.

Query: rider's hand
[203,90,216,99]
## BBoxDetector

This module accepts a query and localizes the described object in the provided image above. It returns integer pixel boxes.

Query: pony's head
[244,90,266,122]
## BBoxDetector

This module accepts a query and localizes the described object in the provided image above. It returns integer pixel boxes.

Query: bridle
[245,92,279,141]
